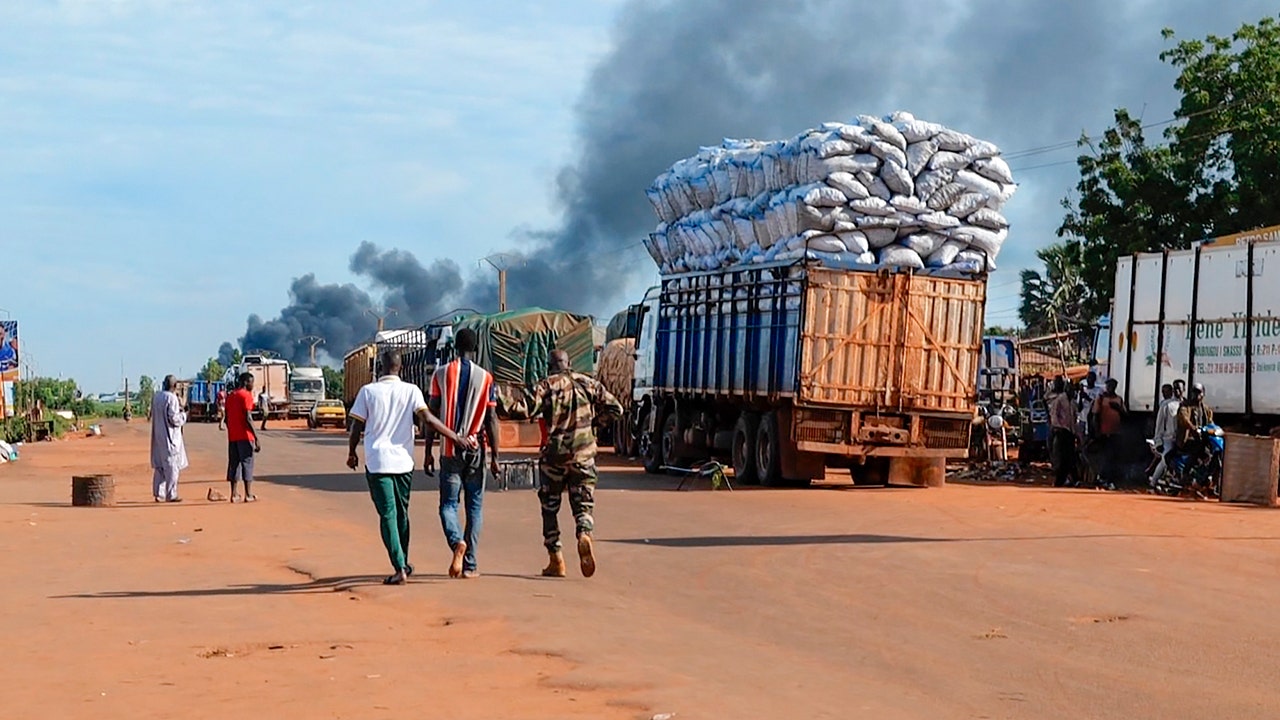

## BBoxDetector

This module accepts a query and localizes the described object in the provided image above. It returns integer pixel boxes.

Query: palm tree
[1018,241,1093,336]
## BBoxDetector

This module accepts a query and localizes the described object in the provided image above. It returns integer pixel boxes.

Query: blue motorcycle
[1149,424,1224,499]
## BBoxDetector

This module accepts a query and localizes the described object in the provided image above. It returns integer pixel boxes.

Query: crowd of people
[1038,372,1216,491]
[148,335,626,585]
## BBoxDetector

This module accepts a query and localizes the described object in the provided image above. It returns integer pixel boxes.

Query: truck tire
[756,412,783,486]
[642,411,664,475]
[732,413,760,485]
[660,413,681,473]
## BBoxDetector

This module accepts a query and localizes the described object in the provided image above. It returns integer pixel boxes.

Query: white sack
[868,139,907,168]
[900,232,947,256]
[948,192,988,218]
[919,211,961,231]
[890,195,929,214]
[827,172,871,200]
[804,185,850,207]
[848,196,895,216]
[968,207,1010,230]
[928,151,970,172]
[837,231,871,254]
[972,156,1014,184]
[914,170,955,201]
[955,169,1003,198]
[926,239,966,267]
[878,245,925,269]
[863,227,899,248]
[905,139,938,176]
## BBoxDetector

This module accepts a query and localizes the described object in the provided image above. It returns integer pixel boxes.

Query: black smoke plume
[231,0,1278,362]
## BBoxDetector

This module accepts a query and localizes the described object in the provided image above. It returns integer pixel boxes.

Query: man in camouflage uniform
[525,350,623,578]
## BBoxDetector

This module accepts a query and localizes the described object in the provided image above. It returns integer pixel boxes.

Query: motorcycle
[1148,424,1225,499]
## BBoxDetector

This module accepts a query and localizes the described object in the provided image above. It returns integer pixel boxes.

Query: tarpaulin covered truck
[340,309,598,418]
[1108,238,1280,418]
[621,259,987,486]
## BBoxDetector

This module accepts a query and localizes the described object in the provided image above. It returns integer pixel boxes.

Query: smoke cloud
[232,0,1279,361]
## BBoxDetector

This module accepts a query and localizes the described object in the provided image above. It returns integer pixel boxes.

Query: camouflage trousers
[537,460,597,550]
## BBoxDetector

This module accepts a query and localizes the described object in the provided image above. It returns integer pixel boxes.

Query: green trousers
[366,471,413,572]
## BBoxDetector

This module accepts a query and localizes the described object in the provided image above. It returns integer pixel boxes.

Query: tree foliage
[322,366,344,401]
[138,375,155,407]
[200,358,225,383]
[1040,14,1280,324]
[1019,242,1094,336]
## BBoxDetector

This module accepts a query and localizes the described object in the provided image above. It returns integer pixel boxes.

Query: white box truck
[1108,238,1280,418]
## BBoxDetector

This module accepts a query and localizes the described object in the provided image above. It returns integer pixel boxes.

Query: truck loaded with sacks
[624,112,1015,485]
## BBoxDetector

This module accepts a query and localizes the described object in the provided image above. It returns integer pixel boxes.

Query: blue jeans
[439,455,485,572]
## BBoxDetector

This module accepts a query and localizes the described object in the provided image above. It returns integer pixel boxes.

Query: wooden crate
[1221,433,1279,507]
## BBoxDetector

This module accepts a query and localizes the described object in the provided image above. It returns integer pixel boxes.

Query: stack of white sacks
[643,112,1016,275]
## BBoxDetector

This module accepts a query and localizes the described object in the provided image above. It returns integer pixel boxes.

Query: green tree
[1052,14,1280,321]
[322,366,344,401]
[14,377,80,410]
[138,375,155,408]
[1161,16,1280,236]
[201,358,225,383]
[1057,109,1187,321]
[1019,242,1093,336]
[984,326,1020,337]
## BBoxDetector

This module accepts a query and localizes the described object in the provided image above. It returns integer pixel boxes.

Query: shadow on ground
[605,531,1280,548]
[52,574,404,599]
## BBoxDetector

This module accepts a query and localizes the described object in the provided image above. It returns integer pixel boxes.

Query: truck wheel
[732,413,760,485]
[660,413,681,473]
[642,411,663,475]
[755,412,783,486]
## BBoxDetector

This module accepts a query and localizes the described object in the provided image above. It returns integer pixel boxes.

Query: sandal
[383,573,407,585]
[405,563,415,577]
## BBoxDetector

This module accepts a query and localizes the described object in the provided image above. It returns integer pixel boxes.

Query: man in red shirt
[225,373,262,502]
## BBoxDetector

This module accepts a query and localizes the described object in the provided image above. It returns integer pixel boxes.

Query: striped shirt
[430,359,496,457]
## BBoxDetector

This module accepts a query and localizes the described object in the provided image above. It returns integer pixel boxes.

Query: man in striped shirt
[427,328,500,579]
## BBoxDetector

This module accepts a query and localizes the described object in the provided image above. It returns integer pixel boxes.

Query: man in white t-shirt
[347,351,473,585]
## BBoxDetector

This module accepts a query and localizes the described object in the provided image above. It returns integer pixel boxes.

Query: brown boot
[541,550,566,578]
[577,533,596,578]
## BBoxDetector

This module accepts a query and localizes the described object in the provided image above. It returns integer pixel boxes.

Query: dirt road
[4,420,1280,719]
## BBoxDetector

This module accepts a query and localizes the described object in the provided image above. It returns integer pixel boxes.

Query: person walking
[149,375,188,503]
[347,350,472,586]
[427,328,500,579]
[522,350,623,578]
[258,386,270,431]
[226,372,261,502]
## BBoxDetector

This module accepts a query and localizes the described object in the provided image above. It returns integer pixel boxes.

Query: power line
[1000,95,1253,161]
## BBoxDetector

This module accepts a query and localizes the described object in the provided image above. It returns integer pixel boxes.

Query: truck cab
[288,366,326,418]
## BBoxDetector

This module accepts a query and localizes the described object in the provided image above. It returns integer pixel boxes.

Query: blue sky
[5,1,1273,393]
[4,1,623,392]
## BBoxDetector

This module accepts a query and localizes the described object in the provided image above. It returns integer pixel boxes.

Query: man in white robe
[150,375,189,503]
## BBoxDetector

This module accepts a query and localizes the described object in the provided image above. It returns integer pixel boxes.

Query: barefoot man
[427,328,500,579]
[523,350,623,578]
[347,350,474,586]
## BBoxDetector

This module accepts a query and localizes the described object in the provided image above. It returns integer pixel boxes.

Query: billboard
[0,320,18,418]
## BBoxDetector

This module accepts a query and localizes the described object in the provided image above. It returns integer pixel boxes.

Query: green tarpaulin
[453,308,595,412]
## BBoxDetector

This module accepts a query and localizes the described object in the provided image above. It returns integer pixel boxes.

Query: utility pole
[481,253,522,312]
[365,307,397,333]
[300,336,325,366]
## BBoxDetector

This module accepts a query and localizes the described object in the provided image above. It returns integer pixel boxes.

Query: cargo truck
[1107,238,1280,424]
[288,366,325,418]
[187,380,226,422]
[226,355,290,419]
[620,259,987,486]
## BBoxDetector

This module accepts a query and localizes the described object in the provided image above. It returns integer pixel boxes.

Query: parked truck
[1107,237,1280,422]
[618,259,987,486]
[187,380,226,422]
[288,366,326,418]
[226,355,290,419]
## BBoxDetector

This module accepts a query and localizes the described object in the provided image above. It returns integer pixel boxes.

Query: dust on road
[4,420,1280,719]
